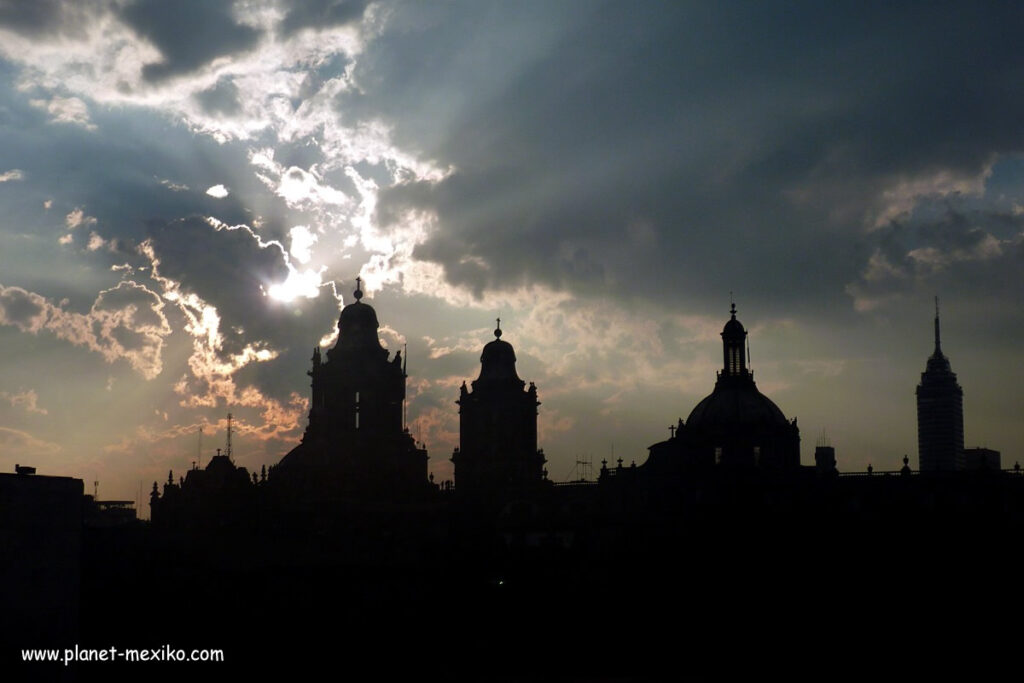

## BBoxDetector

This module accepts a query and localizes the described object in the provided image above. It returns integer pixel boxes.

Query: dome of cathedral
[477,321,521,382]
[685,379,790,435]
[334,279,381,350]
[687,302,791,437]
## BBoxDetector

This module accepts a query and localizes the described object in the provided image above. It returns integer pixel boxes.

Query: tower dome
[334,277,382,352]
[477,319,521,383]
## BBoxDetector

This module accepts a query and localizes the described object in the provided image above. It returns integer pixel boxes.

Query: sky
[0,0,1022,510]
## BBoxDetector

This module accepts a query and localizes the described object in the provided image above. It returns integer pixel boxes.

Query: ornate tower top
[720,301,749,379]
[477,318,521,383]
[332,275,382,354]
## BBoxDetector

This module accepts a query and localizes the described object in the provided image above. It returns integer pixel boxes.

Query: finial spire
[730,301,737,319]
[934,295,941,354]
[495,316,502,339]
[353,276,363,301]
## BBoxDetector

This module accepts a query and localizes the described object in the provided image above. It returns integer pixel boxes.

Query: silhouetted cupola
[334,277,382,352]
[477,318,522,383]
[721,302,749,378]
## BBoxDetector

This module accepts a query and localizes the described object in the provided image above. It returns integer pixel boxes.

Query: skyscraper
[916,298,964,471]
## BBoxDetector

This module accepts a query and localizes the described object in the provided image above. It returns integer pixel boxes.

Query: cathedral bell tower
[452,320,545,495]
[275,278,428,499]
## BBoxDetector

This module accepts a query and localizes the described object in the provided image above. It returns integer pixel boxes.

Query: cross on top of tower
[354,276,363,301]
[495,317,502,338]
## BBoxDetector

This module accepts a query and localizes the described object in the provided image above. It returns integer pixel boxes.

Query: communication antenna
[569,455,593,482]
[94,479,99,499]
[197,426,203,468]
[403,343,408,430]
[225,413,233,463]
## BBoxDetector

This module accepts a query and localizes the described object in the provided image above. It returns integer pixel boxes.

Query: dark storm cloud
[369,1,1024,314]
[849,205,1024,309]
[119,0,261,82]
[0,0,101,37]
[143,217,342,393]
[278,0,369,37]
[0,286,47,332]
[195,77,242,116]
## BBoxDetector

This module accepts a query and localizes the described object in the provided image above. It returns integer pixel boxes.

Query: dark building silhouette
[917,298,964,471]
[149,448,257,532]
[18,290,1024,680]
[272,279,428,500]
[0,468,82,649]
[452,320,546,496]
[644,303,800,474]
[962,446,1001,471]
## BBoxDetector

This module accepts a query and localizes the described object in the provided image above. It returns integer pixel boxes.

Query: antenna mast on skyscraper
[225,413,233,463]
[197,426,203,468]
[402,343,408,430]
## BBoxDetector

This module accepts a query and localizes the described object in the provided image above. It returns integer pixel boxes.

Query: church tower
[644,302,800,475]
[452,320,545,495]
[916,298,964,471]
[274,278,428,499]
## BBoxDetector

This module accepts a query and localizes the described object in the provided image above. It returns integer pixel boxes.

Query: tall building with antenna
[916,298,964,471]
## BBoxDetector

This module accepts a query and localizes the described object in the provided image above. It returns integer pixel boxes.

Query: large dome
[685,378,790,435]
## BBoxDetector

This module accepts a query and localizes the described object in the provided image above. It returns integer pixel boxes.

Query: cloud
[0,169,24,182]
[278,0,370,37]
[136,216,344,424]
[30,95,96,130]
[0,426,62,459]
[359,2,1024,319]
[66,207,97,229]
[0,281,172,379]
[194,77,242,116]
[846,206,1024,312]
[119,0,262,82]
[206,184,230,198]
[1,389,48,415]
[0,0,104,38]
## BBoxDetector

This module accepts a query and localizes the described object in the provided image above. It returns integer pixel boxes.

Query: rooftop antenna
[402,343,408,430]
[934,295,942,353]
[197,426,203,469]
[225,413,233,463]
[94,479,99,499]
[573,455,593,482]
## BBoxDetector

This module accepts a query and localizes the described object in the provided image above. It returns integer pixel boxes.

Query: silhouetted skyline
[0,2,1023,505]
